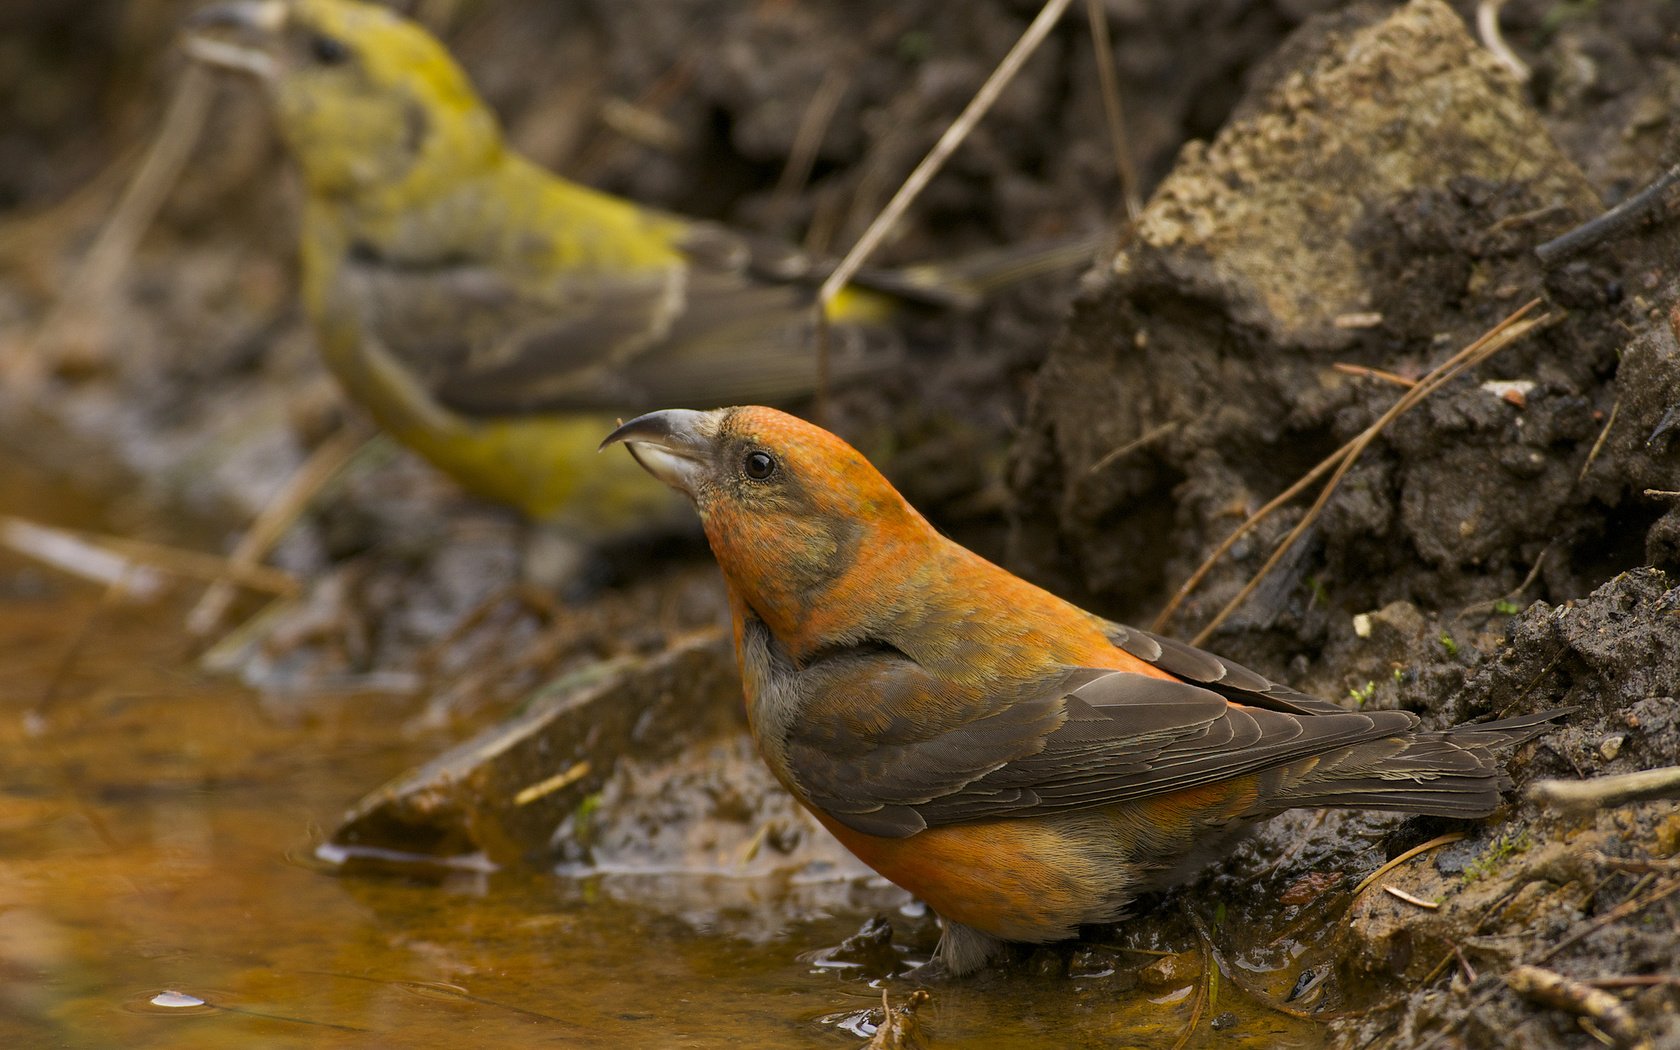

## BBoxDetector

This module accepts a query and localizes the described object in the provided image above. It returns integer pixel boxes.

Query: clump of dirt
[1330,568,1680,1048]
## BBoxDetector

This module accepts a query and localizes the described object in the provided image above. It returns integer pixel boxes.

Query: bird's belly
[811,809,1137,943]
[806,776,1264,943]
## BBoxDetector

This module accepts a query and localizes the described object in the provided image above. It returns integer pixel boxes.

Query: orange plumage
[604,406,1564,974]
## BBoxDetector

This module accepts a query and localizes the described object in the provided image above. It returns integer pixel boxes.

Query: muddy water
[0,457,1326,1048]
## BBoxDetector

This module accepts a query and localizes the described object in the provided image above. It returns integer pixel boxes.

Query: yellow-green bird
[184,0,1090,536]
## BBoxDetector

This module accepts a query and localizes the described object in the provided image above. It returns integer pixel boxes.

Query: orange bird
[602,406,1564,974]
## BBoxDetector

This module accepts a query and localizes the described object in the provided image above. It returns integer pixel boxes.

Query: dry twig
[1578,398,1620,482]
[1456,543,1549,623]
[773,67,851,207]
[1384,885,1440,910]
[1529,767,1680,813]
[13,65,215,386]
[1505,965,1651,1050]
[1536,161,1680,267]
[1539,876,1680,966]
[187,427,365,636]
[1331,362,1417,388]
[812,0,1074,412]
[1,515,297,599]
[816,0,1073,309]
[1169,939,1212,1050]
[1084,419,1179,477]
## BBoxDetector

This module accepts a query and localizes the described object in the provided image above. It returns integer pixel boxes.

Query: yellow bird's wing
[338,221,898,419]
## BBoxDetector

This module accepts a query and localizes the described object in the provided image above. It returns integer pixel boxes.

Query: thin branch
[1536,161,1680,267]
[816,0,1074,311]
[1529,766,1680,813]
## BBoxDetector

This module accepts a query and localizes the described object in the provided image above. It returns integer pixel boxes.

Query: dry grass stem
[1084,0,1141,218]
[1539,876,1680,966]
[812,0,1073,410]
[187,427,365,636]
[1169,942,1211,1050]
[1578,398,1619,482]
[1,515,296,596]
[14,65,215,387]
[1384,885,1441,909]
[1349,831,1468,905]
[1456,543,1549,622]
[1085,419,1179,476]
[1331,361,1417,388]
[774,67,851,205]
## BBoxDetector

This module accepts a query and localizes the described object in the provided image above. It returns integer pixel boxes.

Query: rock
[326,631,745,867]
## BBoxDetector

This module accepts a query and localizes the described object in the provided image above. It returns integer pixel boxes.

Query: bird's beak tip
[600,409,716,495]
[184,0,288,33]
[182,0,287,76]
[599,409,713,451]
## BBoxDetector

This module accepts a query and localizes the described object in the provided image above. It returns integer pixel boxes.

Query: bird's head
[602,407,935,642]
[184,0,502,200]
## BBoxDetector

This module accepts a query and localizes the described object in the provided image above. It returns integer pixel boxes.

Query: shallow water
[0,456,1328,1048]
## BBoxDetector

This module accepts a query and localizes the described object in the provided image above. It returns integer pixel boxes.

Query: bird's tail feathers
[1269,707,1573,819]
[850,232,1106,312]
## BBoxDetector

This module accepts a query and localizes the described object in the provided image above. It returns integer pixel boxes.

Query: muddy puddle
[0,454,1329,1048]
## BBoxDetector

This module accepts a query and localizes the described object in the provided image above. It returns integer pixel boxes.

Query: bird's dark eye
[309,34,350,65]
[743,450,776,480]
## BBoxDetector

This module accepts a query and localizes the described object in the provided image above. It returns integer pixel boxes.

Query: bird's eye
[743,450,776,481]
[309,34,350,65]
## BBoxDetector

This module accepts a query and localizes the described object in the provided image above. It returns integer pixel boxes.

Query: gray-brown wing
[339,228,889,418]
[1102,621,1353,717]
[783,651,1419,839]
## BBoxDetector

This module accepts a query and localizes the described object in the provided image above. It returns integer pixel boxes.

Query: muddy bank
[1008,0,1680,1044]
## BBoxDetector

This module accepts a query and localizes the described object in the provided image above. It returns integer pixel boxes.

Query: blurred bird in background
[604,406,1567,974]
[182,0,1093,545]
